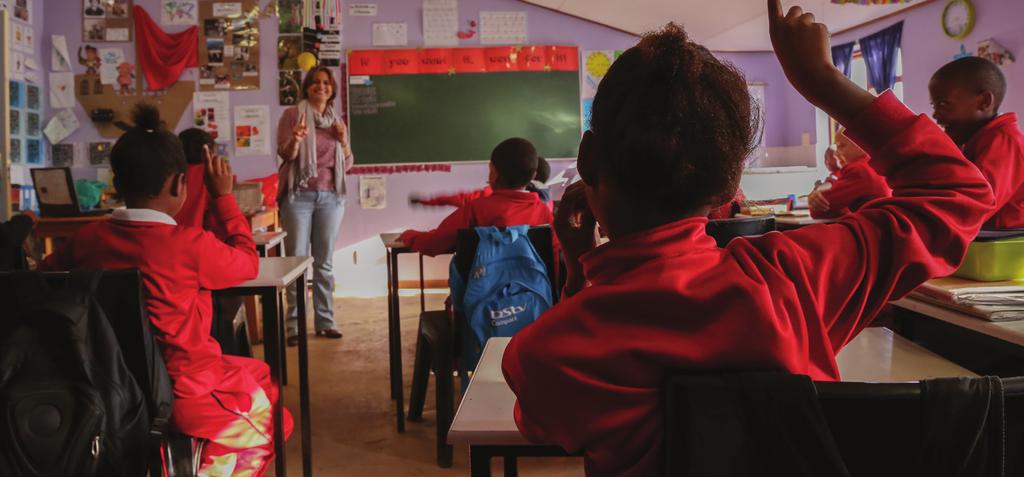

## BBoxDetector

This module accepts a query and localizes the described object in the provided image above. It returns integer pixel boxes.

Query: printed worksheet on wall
[422,0,457,47]
[372,22,407,47]
[479,11,526,45]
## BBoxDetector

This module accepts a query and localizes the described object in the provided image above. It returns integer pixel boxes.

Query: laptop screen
[31,167,81,217]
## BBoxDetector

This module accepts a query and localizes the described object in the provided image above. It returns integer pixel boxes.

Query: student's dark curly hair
[588,23,761,213]
[111,104,187,199]
[535,157,551,184]
[178,128,216,165]
[491,137,539,188]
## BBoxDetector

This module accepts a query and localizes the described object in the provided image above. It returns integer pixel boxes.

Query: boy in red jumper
[808,129,891,218]
[501,3,995,476]
[411,156,553,208]
[399,138,553,256]
[41,105,291,476]
[930,56,1024,229]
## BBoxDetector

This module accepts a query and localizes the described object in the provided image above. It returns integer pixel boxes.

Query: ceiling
[522,0,929,51]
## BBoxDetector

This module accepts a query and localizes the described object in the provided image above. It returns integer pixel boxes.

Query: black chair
[664,372,1024,476]
[705,216,776,247]
[407,226,557,468]
[0,269,200,476]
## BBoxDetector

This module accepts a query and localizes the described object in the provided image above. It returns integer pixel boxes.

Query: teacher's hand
[292,111,309,142]
[331,121,348,143]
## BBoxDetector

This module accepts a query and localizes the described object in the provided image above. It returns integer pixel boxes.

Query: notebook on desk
[31,167,111,218]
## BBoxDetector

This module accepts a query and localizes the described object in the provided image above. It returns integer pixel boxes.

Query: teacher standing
[277,66,353,345]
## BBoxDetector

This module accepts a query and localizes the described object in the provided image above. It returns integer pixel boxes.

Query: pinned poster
[44,109,80,144]
[479,11,526,45]
[349,3,376,16]
[49,72,76,108]
[98,47,125,85]
[192,91,231,143]
[423,0,458,47]
[52,35,72,72]
[372,22,407,47]
[359,175,386,209]
[232,105,270,155]
[161,0,197,25]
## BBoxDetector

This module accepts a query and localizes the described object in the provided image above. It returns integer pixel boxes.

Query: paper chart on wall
[349,3,376,16]
[423,0,458,47]
[43,109,81,144]
[192,91,232,143]
[479,11,526,45]
[212,2,241,17]
[52,35,72,71]
[372,22,407,47]
[49,72,76,108]
[98,47,125,85]
[232,105,269,155]
[359,175,386,209]
[161,0,197,25]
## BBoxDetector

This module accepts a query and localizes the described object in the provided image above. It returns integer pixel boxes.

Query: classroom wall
[832,0,1023,118]
[7,0,47,185]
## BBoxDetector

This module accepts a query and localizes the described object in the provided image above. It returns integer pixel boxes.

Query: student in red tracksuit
[174,128,224,235]
[501,4,995,476]
[931,56,1024,230]
[411,157,553,210]
[41,105,291,477]
[400,138,554,256]
[808,129,891,218]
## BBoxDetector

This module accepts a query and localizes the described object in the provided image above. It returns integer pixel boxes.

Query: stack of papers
[912,277,1024,321]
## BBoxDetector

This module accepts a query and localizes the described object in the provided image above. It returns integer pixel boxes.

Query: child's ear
[577,131,598,186]
[170,173,186,198]
[978,91,996,113]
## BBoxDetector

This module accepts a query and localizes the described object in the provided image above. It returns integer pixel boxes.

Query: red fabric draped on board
[133,5,198,90]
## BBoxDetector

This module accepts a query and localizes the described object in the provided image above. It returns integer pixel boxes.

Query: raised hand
[767,0,873,125]
[292,111,309,142]
[204,145,235,197]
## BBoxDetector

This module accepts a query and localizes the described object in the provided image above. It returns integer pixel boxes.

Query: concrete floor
[265,294,584,476]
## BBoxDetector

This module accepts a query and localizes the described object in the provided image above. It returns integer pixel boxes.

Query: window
[820,47,903,153]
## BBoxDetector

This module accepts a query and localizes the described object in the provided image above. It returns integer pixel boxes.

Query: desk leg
[470,446,493,477]
[261,289,287,476]
[504,456,518,477]
[388,249,405,432]
[296,274,313,477]
[419,253,425,312]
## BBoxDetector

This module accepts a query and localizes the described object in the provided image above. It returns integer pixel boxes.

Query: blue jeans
[280,191,345,335]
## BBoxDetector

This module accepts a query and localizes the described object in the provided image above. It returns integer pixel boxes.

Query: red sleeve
[969,130,1024,219]
[418,186,492,208]
[818,161,891,218]
[399,204,475,256]
[737,91,995,352]
[196,195,259,289]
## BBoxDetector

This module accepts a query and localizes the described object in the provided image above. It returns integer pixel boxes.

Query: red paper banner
[419,48,452,74]
[517,46,547,71]
[381,49,419,75]
[547,46,579,71]
[348,164,453,175]
[485,47,518,72]
[453,48,487,73]
[348,50,384,75]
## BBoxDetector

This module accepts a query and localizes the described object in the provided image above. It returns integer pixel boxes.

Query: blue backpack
[449,226,553,374]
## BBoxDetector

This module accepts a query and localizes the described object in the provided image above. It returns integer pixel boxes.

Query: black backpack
[0,271,155,477]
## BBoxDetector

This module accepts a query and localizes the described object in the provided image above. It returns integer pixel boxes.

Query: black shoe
[315,328,343,339]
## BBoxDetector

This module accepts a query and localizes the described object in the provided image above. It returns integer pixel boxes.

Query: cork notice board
[75,75,194,139]
[83,0,134,42]
[198,0,260,91]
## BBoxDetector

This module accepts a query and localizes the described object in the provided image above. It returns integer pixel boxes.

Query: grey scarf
[282,100,346,200]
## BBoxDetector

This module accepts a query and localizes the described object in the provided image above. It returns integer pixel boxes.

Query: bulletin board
[347,46,582,165]
[198,0,260,90]
[82,0,134,42]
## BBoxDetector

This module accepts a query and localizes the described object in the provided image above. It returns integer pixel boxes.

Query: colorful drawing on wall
[13,0,31,23]
[279,0,303,33]
[198,0,259,90]
[26,112,40,137]
[278,70,302,106]
[192,91,231,143]
[26,139,42,164]
[977,38,1016,67]
[116,63,135,95]
[160,0,196,25]
[277,35,301,70]
[9,80,24,108]
[82,0,133,42]
[89,142,112,166]
[10,111,21,135]
[52,144,75,167]
[25,84,39,110]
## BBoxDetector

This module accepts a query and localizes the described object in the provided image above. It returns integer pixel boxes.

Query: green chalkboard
[348,71,581,164]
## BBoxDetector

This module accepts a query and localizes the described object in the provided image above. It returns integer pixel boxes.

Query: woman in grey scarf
[276,66,353,345]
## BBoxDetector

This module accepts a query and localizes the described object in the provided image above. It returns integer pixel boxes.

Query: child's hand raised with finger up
[204,145,235,197]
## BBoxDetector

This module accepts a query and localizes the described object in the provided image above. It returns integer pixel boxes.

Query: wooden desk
[254,230,287,257]
[215,256,314,477]
[247,206,279,232]
[36,214,111,255]
[380,232,427,432]
[451,328,974,476]
[892,296,1024,376]
[774,215,837,231]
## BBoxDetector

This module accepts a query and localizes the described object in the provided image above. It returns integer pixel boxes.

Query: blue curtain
[858,22,903,92]
[831,42,856,78]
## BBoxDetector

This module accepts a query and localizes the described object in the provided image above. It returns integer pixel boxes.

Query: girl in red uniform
[808,129,891,218]
[501,2,995,476]
[42,105,291,476]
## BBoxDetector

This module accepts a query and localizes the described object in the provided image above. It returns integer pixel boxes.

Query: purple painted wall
[833,0,1023,118]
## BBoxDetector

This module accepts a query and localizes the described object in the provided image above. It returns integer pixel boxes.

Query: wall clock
[942,0,976,40]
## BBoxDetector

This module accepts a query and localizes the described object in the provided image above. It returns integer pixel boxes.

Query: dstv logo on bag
[489,304,526,326]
